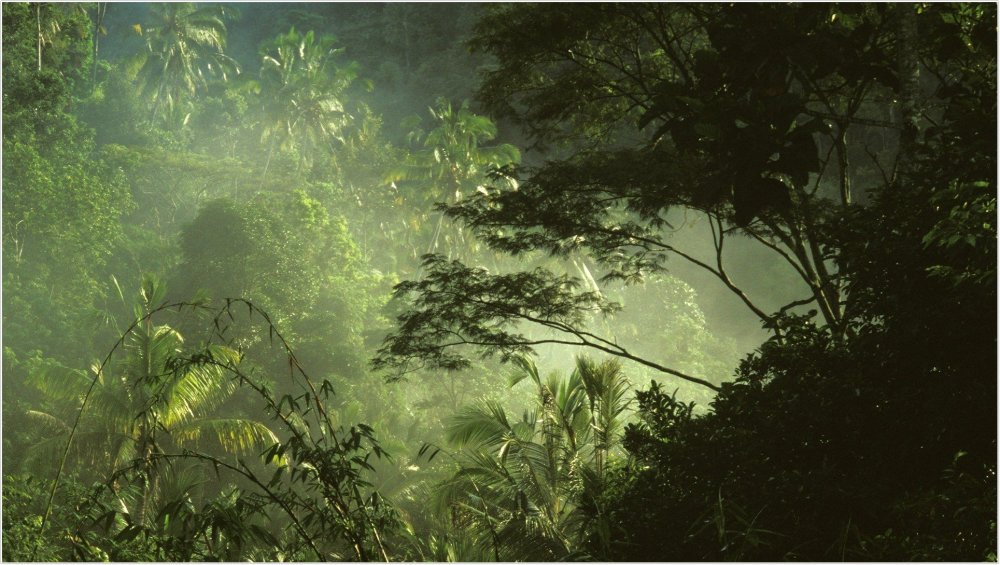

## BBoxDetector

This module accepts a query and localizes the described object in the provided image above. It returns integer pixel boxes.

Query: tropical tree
[257,27,362,180]
[375,3,994,392]
[432,356,630,560]
[172,191,382,387]
[3,4,133,468]
[388,98,520,263]
[25,275,277,526]
[23,2,92,79]
[14,286,404,561]
[134,3,238,121]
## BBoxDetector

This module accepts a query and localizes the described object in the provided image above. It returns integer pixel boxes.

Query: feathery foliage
[134,3,239,121]
[435,356,630,560]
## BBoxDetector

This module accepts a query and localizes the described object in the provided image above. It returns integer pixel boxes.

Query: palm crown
[257,28,361,176]
[389,98,521,263]
[433,355,630,560]
[26,275,277,524]
[136,3,239,121]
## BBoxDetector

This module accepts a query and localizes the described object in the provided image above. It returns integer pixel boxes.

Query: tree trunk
[835,123,852,205]
[894,3,920,183]
[260,136,277,188]
[136,442,154,525]
[92,3,106,91]
[150,80,166,121]
[37,4,42,72]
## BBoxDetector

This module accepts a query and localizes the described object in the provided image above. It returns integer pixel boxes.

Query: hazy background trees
[2,2,994,561]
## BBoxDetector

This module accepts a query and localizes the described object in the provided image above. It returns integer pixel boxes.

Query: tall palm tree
[434,356,630,560]
[33,3,85,72]
[135,3,239,121]
[257,28,359,180]
[389,98,520,263]
[26,275,277,525]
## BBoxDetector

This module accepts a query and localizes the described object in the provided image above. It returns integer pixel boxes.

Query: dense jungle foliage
[2,2,996,561]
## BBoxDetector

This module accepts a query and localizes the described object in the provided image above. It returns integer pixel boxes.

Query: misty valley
[2,3,996,561]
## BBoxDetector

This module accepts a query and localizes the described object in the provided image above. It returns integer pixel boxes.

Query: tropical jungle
[2,3,996,561]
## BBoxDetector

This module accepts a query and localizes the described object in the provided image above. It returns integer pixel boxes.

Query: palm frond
[575,356,630,455]
[24,410,72,434]
[161,362,237,428]
[445,400,513,448]
[171,418,278,455]
[24,431,119,473]
[439,355,634,560]
[508,353,541,389]
[28,360,92,402]
[551,369,591,452]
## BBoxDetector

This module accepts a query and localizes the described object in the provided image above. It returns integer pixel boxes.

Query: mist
[3,3,995,561]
